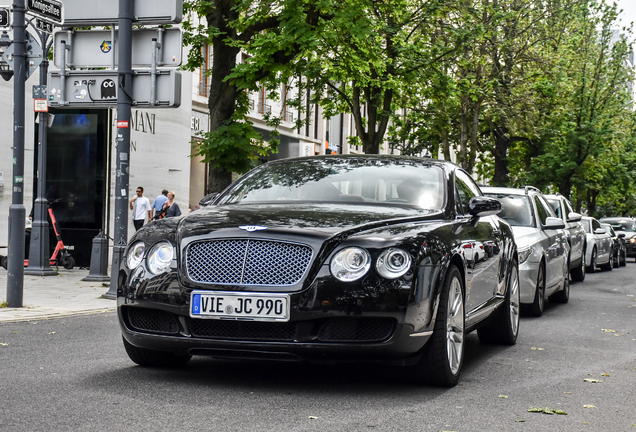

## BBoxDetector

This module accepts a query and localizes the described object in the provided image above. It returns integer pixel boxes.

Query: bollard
[82,230,111,282]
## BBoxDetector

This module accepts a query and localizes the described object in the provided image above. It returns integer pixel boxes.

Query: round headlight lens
[126,242,145,269]
[147,242,174,275]
[376,248,411,279]
[330,247,371,282]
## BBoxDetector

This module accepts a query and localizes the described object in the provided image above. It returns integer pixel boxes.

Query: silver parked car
[544,194,587,281]
[580,216,612,272]
[599,217,636,262]
[483,186,569,317]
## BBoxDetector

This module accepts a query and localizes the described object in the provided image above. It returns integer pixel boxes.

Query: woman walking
[162,191,182,217]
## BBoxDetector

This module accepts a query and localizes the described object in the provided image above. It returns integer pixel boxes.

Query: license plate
[190,291,290,322]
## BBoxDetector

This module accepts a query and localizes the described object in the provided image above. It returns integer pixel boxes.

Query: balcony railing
[258,102,271,114]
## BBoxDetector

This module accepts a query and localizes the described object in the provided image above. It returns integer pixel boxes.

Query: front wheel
[477,259,519,345]
[412,265,465,387]
[123,337,192,367]
[61,255,75,270]
[620,250,627,267]
[571,253,586,282]
[587,248,597,273]
[527,261,545,317]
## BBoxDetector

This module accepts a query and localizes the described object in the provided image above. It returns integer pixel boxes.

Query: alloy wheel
[446,277,465,376]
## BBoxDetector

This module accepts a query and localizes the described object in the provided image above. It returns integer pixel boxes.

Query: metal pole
[6,0,26,307]
[26,31,56,276]
[104,0,133,299]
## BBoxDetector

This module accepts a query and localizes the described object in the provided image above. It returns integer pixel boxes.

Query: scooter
[1,206,75,270]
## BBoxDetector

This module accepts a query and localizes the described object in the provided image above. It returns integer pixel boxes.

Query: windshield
[485,194,534,227]
[545,198,562,219]
[216,157,446,210]
[581,219,591,233]
[606,221,635,232]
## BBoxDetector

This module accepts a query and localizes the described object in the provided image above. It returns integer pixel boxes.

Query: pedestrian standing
[152,189,169,219]
[130,186,152,231]
[162,191,182,217]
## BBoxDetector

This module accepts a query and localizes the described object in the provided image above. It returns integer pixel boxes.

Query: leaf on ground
[564,392,572,394]
[527,407,562,414]
[515,419,526,422]
[583,379,602,383]
[499,395,508,399]
[553,409,567,415]
[601,373,610,377]
[531,347,545,350]
[0,343,8,346]
[583,405,597,409]
[48,332,56,335]
[602,329,617,333]
[308,416,318,420]
[583,422,589,425]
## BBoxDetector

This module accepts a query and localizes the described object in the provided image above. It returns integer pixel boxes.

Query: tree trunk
[492,127,509,186]
[459,104,469,170]
[205,1,241,193]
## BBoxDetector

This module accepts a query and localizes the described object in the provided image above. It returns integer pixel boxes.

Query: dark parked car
[599,217,636,262]
[601,223,626,267]
[117,155,520,386]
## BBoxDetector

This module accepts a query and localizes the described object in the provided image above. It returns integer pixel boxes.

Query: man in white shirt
[129,186,152,231]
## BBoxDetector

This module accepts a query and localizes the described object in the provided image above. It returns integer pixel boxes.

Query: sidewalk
[0,267,116,323]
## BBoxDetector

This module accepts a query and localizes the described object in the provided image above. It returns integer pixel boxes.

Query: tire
[412,265,465,386]
[527,261,545,317]
[612,250,619,269]
[571,252,586,282]
[478,259,520,345]
[601,248,613,271]
[620,250,627,267]
[122,337,192,367]
[62,256,75,270]
[587,247,597,273]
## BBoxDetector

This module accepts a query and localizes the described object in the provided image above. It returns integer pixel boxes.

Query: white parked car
[483,186,570,317]
[580,216,612,272]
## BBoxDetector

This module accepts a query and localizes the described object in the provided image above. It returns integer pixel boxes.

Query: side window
[454,170,480,215]
[564,199,574,217]
[592,219,601,231]
[534,195,548,225]
[538,195,556,217]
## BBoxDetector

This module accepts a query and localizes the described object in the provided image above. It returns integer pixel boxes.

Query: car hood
[176,203,441,241]
[615,230,636,239]
[510,226,542,249]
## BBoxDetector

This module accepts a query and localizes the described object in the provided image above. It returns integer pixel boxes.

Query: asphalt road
[1,264,634,431]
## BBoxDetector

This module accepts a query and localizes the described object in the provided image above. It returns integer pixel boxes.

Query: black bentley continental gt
[118,155,520,386]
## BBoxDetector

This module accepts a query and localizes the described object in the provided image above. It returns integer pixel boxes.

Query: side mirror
[199,193,219,207]
[469,196,502,217]
[618,233,626,238]
[594,228,606,235]
[567,211,582,222]
[543,217,565,230]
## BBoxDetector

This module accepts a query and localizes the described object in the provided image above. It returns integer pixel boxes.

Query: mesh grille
[189,319,297,341]
[127,308,179,335]
[317,318,396,342]
[186,239,312,286]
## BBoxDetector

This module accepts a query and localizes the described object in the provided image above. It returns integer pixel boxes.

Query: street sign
[34,99,48,112]
[26,0,63,24]
[61,0,182,26]
[3,31,43,79]
[47,69,182,108]
[0,7,10,27]
[53,28,183,69]
[35,18,54,34]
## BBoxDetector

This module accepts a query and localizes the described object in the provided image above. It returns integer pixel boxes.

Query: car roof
[581,216,597,222]
[481,186,526,195]
[600,217,634,222]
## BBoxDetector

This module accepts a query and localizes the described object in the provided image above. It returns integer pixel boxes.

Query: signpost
[53,28,183,68]
[26,0,63,24]
[34,18,53,33]
[47,69,182,108]
[0,7,10,27]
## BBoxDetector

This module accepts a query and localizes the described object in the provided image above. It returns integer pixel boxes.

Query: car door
[563,199,585,265]
[592,218,612,264]
[454,170,502,320]
[534,195,567,291]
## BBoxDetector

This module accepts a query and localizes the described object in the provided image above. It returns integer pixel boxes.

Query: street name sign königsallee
[53,28,183,68]
[27,0,63,24]
[60,0,182,25]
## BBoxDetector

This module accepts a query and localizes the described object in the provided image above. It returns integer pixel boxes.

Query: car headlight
[146,242,174,275]
[630,237,636,244]
[518,247,533,264]
[376,248,411,279]
[330,247,371,282]
[126,242,145,269]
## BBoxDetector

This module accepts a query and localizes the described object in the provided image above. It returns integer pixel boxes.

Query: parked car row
[114,155,631,387]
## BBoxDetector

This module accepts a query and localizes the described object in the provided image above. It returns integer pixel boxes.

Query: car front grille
[189,319,297,341]
[126,307,180,335]
[185,239,313,286]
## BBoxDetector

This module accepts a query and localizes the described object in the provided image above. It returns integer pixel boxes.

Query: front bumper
[626,241,636,257]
